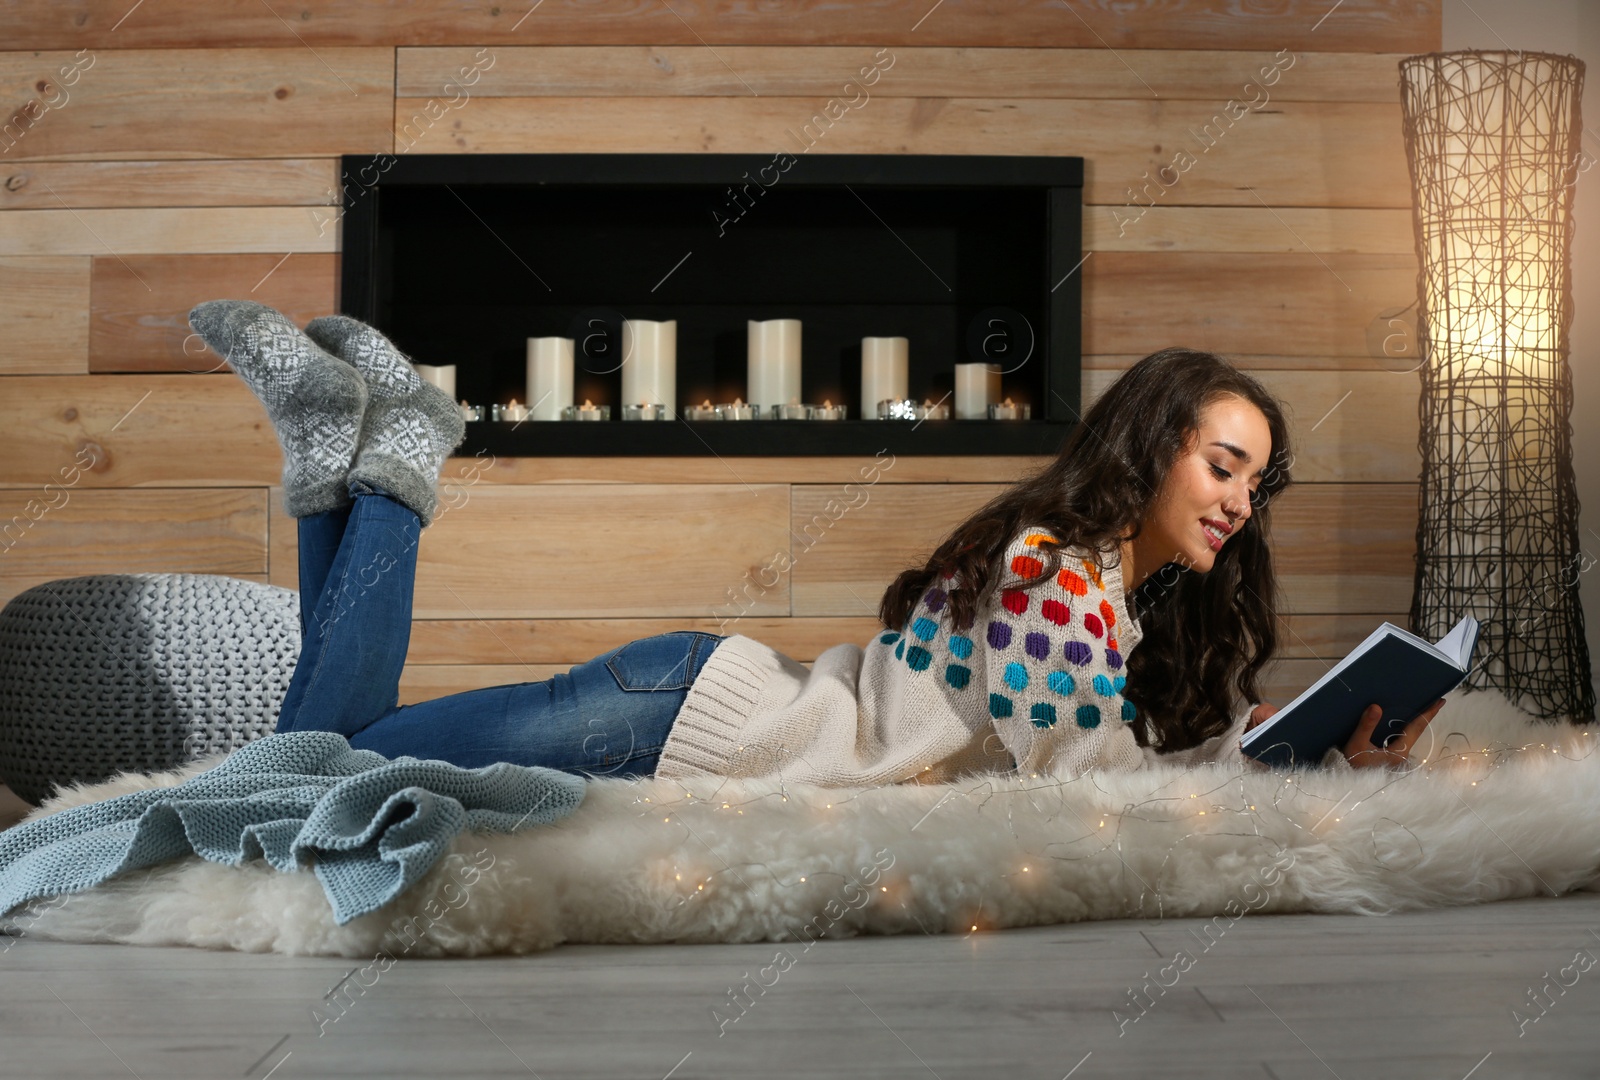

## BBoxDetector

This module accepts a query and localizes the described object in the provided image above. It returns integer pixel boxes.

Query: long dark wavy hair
[878,347,1295,753]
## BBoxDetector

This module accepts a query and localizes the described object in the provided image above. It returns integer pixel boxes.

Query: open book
[1240,614,1480,769]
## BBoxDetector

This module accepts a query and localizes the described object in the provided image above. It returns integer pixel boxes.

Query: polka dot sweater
[655,527,1260,788]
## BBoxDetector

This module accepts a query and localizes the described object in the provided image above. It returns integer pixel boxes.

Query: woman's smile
[1200,518,1232,551]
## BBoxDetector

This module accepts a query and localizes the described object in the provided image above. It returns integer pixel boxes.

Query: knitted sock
[187,300,367,518]
[302,316,465,528]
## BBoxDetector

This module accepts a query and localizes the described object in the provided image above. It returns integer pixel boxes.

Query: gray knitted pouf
[0,574,301,805]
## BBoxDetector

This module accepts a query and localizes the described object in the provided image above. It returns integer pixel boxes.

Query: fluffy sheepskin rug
[5,688,1600,958]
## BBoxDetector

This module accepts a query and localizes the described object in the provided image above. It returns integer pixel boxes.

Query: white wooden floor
[2,891,1597,1079]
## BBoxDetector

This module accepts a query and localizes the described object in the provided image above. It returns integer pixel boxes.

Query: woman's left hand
[1342,698,1446,769]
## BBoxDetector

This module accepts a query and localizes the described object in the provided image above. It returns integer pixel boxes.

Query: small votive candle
[415,363,457,398]
[988,398,1031,420]
[685,398,720,421]
[717,397,760,421]
[623,402,667,421]
[774,403,811,420]
[811,399,847,420]
[460,400,484,422]
[502,399,530,422]
[561,399,609,421]
[878,398,917,420]
[916,398,950,421]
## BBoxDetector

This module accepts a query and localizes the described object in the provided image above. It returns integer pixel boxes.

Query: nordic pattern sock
[188,300,367,518]
[302,315,465,528]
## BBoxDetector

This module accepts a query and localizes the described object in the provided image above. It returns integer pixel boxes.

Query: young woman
[191,300,1442,786]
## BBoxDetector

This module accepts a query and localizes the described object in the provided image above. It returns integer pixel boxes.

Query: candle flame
[1003,396,1014,405]
[823,398,832,407]
[733,396,743,405]
[702,398,712,407]
[582,398,594,408]
[509,398,520,407]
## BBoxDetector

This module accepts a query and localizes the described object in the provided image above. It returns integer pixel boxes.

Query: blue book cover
[1240,614,1480,769]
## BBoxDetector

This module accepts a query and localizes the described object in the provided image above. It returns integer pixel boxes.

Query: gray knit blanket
[0,732,586,925]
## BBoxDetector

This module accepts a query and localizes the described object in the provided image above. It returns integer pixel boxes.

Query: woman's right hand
[1342,698,1445,769]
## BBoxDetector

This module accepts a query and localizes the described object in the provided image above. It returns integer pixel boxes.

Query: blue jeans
[274,479,724,778]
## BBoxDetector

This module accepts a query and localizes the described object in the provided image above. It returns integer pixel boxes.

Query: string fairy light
[616,723,1599,928]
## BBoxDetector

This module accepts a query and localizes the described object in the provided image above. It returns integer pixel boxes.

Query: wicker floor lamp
[1398,50,1595,721]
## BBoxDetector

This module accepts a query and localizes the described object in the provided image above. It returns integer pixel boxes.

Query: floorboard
[2,893,1598,1078]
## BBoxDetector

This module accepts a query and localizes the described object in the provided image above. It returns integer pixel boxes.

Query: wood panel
[456,454,1053,486]
[1086,353,1416,373]
[1271,484,1418,613]
[412,484,793,619]
[0,488,267,606]
[0,375,280,490]
[411,98,1412,209]
[0,208,335,255]
[0,256,88,374]
[399,46,1409,102]
[0,49,393,161]
[89,253,338,373]
[789,482,1418,617]
[1085,207,1417,254]
[1083,368,1422,483]
[0,159,339,210]
[1083,253,1419,357]
[267,485,297,592]
[789,482,1009,617]
[0,379,1055,488]
[12,2,1442,52]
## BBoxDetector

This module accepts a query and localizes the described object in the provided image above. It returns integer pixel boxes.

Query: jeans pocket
[605,632,720,692]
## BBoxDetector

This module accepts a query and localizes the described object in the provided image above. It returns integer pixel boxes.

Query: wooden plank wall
[0,1,1439,710]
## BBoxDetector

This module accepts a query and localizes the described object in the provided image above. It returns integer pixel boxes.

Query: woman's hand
[1341,698,1445,769]
[1245,701,1278,732]
[1239,701,1279,771]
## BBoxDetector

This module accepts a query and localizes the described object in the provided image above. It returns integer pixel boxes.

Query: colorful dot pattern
[874,529,1143,767]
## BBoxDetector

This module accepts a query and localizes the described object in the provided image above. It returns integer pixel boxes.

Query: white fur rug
[5,688,1599,958]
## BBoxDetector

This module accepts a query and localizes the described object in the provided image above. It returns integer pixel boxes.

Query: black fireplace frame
[337,152,1083,457]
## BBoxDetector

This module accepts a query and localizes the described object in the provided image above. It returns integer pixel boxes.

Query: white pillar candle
[525,337,575,421]
[415,363,456,399]
[954,362,1002,420]
[621,319,676,412]
[747,319,802,410]
[861,337,909,416]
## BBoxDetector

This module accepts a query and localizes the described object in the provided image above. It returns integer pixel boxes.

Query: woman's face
[1142,394,1274,574]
